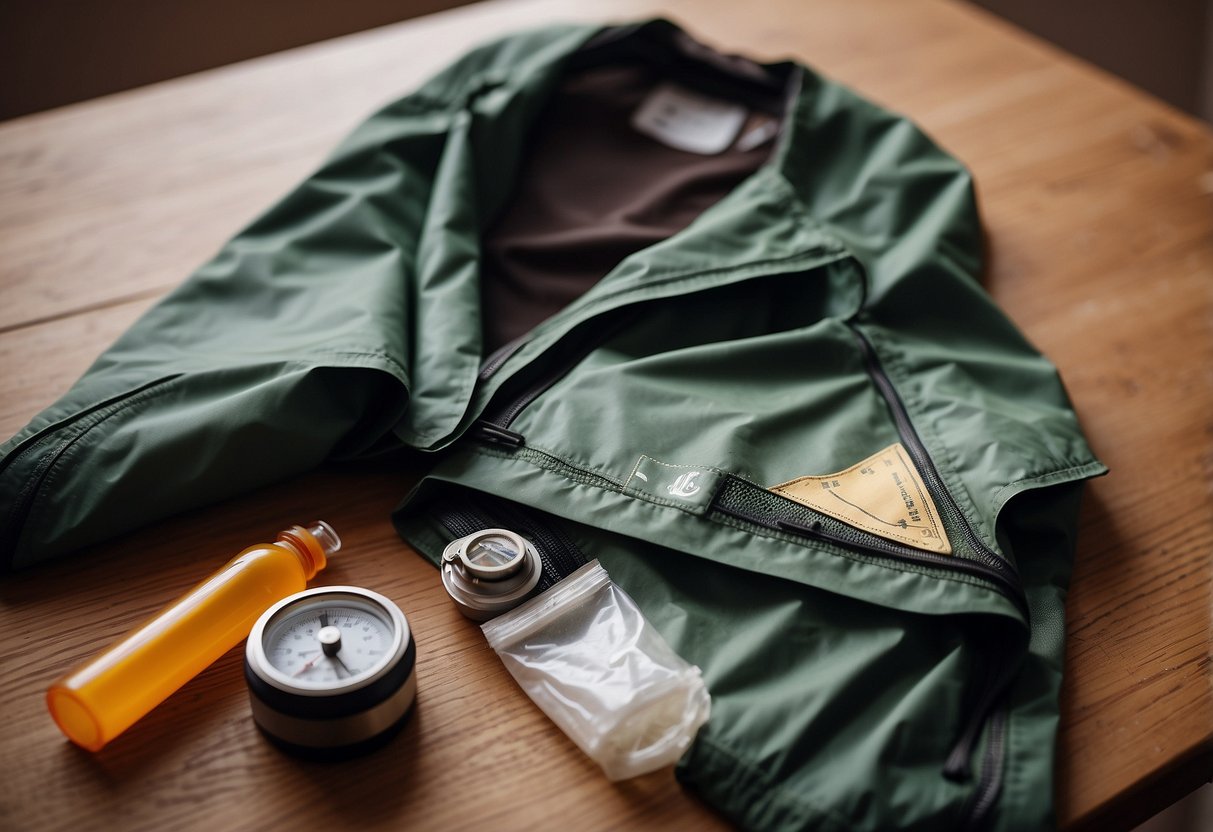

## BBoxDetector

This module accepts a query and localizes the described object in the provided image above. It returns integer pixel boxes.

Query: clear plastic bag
[481,560,711,781]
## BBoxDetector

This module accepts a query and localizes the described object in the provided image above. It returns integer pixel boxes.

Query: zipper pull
[474,422,525,448]
[944,723,981,781]
[944,655,1017,782]
[776,518,823,537]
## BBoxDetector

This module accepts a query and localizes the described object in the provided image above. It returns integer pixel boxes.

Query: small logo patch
[770,444,951,554]
[625,454,720,510]
[667,471,703,498]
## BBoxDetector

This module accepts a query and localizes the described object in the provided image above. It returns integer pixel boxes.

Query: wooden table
[2,1,1210,829]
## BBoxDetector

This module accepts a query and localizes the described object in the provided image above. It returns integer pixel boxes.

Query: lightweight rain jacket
[1,20,1105,832]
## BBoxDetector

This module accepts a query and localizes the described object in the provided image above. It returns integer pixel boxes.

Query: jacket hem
[679,734,854,832]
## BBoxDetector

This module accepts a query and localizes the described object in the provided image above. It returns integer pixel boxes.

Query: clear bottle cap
[304,520,342,557]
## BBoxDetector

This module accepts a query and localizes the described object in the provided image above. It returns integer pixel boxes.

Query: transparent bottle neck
[275,520,341,579]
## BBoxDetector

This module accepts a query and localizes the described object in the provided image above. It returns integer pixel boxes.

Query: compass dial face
[261,598,396,689]
[245,586,416,755]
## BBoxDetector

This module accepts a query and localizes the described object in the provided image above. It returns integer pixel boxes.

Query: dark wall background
[0,0,473,120]
[1,1,1210,122]
[973,0,1211,121]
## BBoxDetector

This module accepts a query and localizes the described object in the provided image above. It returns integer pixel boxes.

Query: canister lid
[440,529,543,621]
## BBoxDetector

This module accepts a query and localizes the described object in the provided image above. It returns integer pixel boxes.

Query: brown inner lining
[478,63,776,352]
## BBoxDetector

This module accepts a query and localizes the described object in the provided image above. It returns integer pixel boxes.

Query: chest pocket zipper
[472,309,639,448]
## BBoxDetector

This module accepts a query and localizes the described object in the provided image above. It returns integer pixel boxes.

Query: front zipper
[848,324,1020,592]
[845,321,1023,812]
[478,335,528,382]
[472,310,638,448]
[959,705,1008,831]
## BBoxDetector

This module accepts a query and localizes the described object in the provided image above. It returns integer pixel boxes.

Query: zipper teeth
[479,366,561,433]
[481,310,638,431]
[495,383,545,430]
[962,706,1008,831]
[848,325,1019,584]
[478,337,528,381]
[712,482,1027,614]
[945,655,1014,782]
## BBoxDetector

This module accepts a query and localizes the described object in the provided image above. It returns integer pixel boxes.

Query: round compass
[244,586,416,758]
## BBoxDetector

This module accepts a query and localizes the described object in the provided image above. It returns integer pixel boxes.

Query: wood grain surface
[1,1,1210,830]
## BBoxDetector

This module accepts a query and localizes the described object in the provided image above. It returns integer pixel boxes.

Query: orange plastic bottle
[46,521,341,751]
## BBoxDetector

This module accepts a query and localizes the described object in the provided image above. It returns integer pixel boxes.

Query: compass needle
[292,655,321,678]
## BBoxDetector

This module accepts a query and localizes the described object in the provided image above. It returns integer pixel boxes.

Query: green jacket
[1,20,1105,832]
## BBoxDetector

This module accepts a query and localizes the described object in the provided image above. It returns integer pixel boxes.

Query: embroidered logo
[667,471,703,498]
[626,455,719,505]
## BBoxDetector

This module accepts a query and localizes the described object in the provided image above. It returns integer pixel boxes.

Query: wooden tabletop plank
[0,300,154,439]
[1,1,1211,830]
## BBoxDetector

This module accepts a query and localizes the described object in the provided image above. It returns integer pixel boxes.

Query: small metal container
[440,528,543,621]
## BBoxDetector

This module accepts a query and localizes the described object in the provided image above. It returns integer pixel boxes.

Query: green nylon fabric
[0,20,1105,831]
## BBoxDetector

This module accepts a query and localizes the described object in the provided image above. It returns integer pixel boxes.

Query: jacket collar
[459,19,844,313]
[402,20,855,447]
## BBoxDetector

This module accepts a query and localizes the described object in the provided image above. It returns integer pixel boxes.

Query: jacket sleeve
[0,120,428,569]
[0,24,602,572]
[0,32,519,571]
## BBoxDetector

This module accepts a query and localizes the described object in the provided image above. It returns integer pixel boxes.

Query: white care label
[631,82,747,154]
